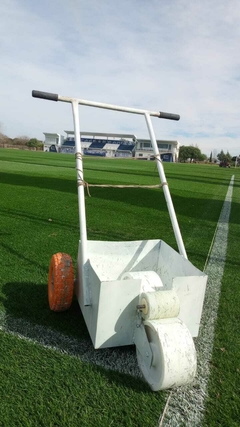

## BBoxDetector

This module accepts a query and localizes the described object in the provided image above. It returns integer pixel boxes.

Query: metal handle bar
[32,90,180,121]
[32,89,186,305]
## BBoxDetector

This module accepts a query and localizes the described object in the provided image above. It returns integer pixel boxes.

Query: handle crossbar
[32,90,180,121]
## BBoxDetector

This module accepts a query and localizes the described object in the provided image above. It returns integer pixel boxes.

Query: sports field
[0,150,239,426]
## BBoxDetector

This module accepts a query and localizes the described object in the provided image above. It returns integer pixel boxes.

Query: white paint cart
[32,90,207,391]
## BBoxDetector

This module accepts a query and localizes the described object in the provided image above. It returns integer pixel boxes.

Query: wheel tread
[48,252,74,312]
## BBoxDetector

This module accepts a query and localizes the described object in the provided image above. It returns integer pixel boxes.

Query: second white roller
[140,289,180,320]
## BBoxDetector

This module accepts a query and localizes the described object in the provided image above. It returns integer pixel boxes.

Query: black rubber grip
[159,111,180,121]
[32,90,58,102]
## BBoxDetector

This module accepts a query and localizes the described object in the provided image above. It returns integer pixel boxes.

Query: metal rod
[144,113,188,259]
[71,101,91,305]
[59,95,163,118]
[60,95,159,116]
[137,304,146,310]
[32,90,179,121]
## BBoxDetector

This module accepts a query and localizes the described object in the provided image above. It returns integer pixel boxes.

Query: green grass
[203,172,240,427]
[0,333,162,427]
[0,149,239,426]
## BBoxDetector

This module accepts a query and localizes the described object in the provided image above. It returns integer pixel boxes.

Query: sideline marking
[159,175,234,427]
[0,315,140,377]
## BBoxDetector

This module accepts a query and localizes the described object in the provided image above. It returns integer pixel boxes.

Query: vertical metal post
[144,113,188,259]
[71,101,91,305]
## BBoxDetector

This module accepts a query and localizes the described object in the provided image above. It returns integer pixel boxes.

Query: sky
[0,0,240,157]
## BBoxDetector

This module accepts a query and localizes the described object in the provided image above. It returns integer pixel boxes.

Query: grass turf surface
[202,172,240,427]
[0,149,239,426]
[0,333,162,427]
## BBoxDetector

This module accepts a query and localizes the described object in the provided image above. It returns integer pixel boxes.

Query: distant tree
[179,146,192,162]
[200,153,208,161]
[191,146,203,161]
[26,138,43,150]
[226,151,232,163]
[217,150,225,161]
[0,133,43,150]
[12,136,29,146]
[179,145,206,162]
[0,132,12,145]
[217,150,232,163]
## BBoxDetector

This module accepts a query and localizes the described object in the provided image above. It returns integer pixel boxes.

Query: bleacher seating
[59,136,136,157]
[62,139,75,147]
[117,144,135,151]
[84,149,106,157]
[88,142,106,149]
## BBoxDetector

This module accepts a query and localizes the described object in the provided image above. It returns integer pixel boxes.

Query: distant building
[134,139,179,162]
[43,131,179,162]
[43,133,64,152]
[54,131,136,157]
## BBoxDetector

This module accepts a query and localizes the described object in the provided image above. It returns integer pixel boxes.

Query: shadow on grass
[0,210,130,242]
[1,166,238,199]
[1,243,49,273]
[0,171,76,194]
[2,281,88,339]
[0,207,79,233]
[1,170,238,231]
[85,166,238,186]
[86,186,238,225]
[2,281,155,393]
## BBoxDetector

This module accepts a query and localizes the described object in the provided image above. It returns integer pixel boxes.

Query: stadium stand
[115,141,135,158]
[58,132,137,157]
[43,130,179,162]
[60,138,76,154]
[88,141,106,149]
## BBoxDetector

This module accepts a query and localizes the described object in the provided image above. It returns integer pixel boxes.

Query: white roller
[136,318,197,391]
[140,289,180,320]
[121,271,163,293]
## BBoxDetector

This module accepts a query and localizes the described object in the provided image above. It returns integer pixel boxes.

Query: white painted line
[0,314,141,378]
[159,175,234,426]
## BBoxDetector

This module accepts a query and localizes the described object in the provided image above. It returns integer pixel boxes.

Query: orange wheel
[48,253,74,312]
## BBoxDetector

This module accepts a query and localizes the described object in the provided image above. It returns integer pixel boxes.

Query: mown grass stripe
[159,175,234,427]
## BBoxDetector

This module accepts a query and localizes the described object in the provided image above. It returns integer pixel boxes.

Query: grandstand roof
[64,131,137,139]
[137,139,179,146]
